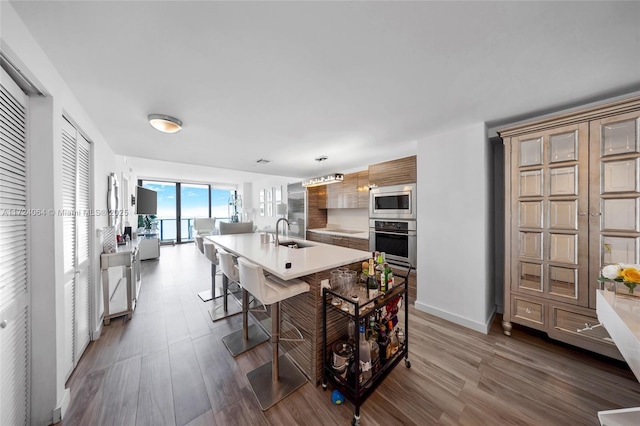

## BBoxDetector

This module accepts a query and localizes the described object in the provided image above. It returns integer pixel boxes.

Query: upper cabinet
[323,170,369,209]
[357,170,369,209]
[368,155,417,187]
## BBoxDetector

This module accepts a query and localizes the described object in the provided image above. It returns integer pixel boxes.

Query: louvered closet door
[0,69,30,425]
[75,134,90,360]
[61,118,91,379]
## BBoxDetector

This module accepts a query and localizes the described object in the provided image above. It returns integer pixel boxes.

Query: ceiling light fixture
[148,114,183,133]
[302,155,344,187]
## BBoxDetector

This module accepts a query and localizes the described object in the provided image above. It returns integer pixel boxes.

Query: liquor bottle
[367,259,378,300]
[388,320,399,356]
[387,266,394,289]
[367,316,380,374]
[375,260,384,286]
[397,327,405,346]
[358,323,372,386]
[377,324,390,366]
[380,262,389,293]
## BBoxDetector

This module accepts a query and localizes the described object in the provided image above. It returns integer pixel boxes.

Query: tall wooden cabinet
[499,96,640,360]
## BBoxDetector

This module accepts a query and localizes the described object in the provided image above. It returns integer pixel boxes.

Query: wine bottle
[367,258,378,300]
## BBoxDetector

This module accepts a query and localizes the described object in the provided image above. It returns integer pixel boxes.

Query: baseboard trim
[414,300,495,335]
[91,317,103,341]
[53,388,70,423]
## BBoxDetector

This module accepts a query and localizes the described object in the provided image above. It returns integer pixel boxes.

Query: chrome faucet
[275,218,290,245]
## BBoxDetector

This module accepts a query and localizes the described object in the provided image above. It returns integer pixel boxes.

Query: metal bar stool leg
[221,288,269,356]
[246,301,307,411]
[208,269,243,322]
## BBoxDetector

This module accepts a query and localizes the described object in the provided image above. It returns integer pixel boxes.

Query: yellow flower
[621,267,640,284]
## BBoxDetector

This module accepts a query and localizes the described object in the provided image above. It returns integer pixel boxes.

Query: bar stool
[220,250,269,354]
[196,236,224,303]
[195,234,205,254]
[237,257,310,411]
[204,243,242,321]
[197,239,215,301]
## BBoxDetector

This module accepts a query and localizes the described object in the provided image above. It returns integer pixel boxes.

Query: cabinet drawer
[552,307,615,346]
[513,297,545,325]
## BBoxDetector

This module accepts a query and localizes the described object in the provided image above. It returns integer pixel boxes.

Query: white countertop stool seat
[220,249,269,356]
[237,256,310,411]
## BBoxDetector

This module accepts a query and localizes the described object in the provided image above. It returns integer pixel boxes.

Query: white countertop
[205,233,370,280]
[596,290,640,382]
[307,228,369,240]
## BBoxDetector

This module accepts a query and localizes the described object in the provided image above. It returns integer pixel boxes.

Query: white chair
[237,257,310,410]
[193,217,216,236]
[220,249,268,355]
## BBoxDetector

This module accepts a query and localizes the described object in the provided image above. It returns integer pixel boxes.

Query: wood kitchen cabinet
[306,231,333,245]
[309,170,368,210]
[368,155,416,187]
[357,170,369,209]
[306,231,369,251]
[326,179,344,209]
[499,96,640,361]
[341,172,358,208]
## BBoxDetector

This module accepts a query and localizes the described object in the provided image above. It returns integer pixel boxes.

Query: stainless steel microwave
[369,183,417,220]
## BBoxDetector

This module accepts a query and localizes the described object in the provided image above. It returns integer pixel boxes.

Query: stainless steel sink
[278,241,313,249]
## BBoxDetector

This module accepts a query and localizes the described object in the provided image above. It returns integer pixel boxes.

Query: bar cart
[322,261,412,426]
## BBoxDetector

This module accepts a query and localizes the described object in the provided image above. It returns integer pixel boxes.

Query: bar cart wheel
[322,380,327,391]
[352,414,360,426]
[405,359,411,368]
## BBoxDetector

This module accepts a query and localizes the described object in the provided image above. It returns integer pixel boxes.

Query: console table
[596,290,640,425]
[101,240,141,325]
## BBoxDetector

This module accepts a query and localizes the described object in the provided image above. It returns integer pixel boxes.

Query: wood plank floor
[59,244,640,426]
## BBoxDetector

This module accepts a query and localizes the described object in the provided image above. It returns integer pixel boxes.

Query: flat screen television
[135,186,157,215]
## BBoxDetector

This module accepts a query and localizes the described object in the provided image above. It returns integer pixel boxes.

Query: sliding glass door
[211,188,233,224]
[140,180,235,243]
[181,183,210,241]
[141,181,177,241]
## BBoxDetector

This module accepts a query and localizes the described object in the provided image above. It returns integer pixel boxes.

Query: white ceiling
[9,1,640,179]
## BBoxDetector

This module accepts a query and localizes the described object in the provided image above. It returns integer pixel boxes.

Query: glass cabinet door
[511,123,589,306]
[589,111,640,309]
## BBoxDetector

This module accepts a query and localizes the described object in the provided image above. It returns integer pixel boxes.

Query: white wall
[250,176,299,230]
[2,3,117,424]
[415,122,495,334]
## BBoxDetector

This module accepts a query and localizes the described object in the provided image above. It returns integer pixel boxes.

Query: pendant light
[302,156,344,187]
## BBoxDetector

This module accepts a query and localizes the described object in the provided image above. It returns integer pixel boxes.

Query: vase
[614,281,640,300]
[103,226,116,253]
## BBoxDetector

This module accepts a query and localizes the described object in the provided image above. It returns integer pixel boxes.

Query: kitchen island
[205,233,370,384]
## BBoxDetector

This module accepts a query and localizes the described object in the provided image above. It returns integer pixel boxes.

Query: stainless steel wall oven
[369,219,416,267]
